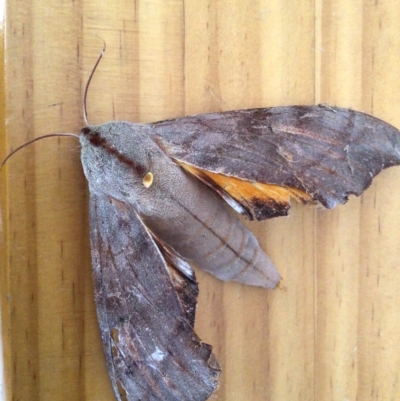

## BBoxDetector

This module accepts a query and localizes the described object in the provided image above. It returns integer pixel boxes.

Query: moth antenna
[1,133,79,169]
[83,41,106,126]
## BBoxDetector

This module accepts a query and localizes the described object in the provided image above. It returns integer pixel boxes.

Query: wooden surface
[1,1,400,400]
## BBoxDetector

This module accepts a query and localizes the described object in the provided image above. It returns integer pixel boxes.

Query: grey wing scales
[89,192,220,401]
[151,106,400,219]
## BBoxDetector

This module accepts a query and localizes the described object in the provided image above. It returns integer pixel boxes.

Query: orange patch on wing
[179,162,312,206]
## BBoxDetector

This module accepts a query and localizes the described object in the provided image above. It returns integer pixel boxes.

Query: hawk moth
[4,53,400,401]
[80,105,400,401]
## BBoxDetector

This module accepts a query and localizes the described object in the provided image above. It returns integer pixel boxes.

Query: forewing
[151,106,400,219]
[89,192,220,401]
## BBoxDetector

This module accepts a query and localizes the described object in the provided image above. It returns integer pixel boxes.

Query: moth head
[79,122,163,203]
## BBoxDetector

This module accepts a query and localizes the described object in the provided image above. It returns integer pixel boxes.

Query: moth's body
[80,121,280,288]
[76,106,400,401]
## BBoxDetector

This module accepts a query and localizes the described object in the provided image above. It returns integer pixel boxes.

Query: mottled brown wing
[89,192,220,401]
[150,106,400,220]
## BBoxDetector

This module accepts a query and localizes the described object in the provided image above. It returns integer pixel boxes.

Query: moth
[4,50,400,401]
[82,104,400,401]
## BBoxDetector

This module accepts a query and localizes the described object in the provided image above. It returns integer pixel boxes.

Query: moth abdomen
[182,200,280,289]
[140,165,280,289]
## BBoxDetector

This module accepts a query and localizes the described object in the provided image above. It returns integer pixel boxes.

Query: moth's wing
[89,192,220,401]
[151,106,400,220]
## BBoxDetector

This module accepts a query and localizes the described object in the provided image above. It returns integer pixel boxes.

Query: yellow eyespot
[142,172,154,188]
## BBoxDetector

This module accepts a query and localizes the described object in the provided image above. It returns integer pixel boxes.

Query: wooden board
[1,1,400,400]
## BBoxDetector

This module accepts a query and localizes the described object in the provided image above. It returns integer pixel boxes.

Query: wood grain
[1,1,400,400]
